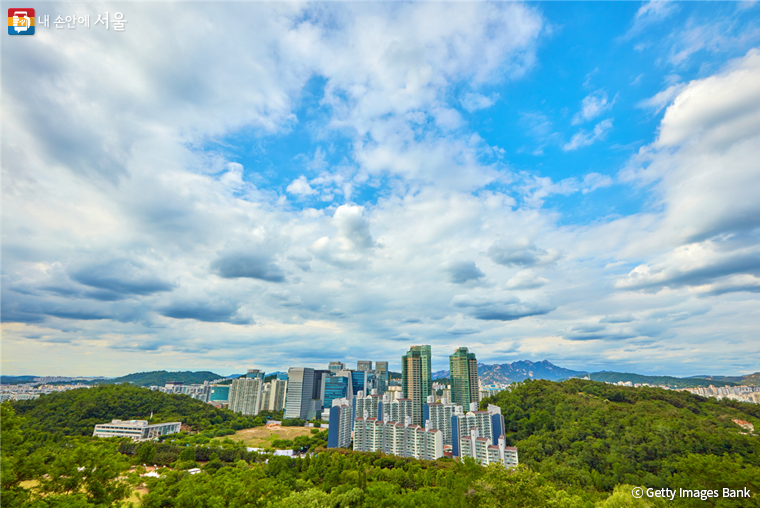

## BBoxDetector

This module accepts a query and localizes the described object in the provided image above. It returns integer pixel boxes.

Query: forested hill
[101,370,224,386]
[9,384,257,436]
[588,371,737,388]
[485,379,760,492]
[688,372,760,386]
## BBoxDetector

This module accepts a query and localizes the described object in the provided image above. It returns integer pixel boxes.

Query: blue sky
[2,1,760,377]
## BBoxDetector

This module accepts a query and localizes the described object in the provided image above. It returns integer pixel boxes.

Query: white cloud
[636,82,687,113]
[563,118,613,151]
[286,176,316,196]
[572,90,614,125]
[3,5,760,377]
[461,92,499,112]
[623,1,679,40]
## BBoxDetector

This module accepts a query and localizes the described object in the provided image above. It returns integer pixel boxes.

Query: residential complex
[228,376,264,416]
[327,398,353,448]
[354,417,444,460]
[423,396,464,445]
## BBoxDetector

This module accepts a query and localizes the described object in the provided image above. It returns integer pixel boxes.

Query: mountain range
[433,360,587,384]
[432,360,759,388]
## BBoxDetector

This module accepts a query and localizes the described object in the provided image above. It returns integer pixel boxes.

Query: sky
[2,1,760,378]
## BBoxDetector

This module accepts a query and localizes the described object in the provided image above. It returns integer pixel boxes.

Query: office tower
[402,345,432,425]
[449,347,479,409]
[350,370,369,398]
[228,377,264,416]
[327,398,353,448]
[357,361,373,371]
[246,369,265,380]
[375,361,389,392]
[284,367,315,419]
[423,396,464,445]
[323,375,349,409]
[328,361,346,375]
[312,369,331,401]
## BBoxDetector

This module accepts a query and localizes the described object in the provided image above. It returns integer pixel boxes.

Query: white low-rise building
[92,419,181,440]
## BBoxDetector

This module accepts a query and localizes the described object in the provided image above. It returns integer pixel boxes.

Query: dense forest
[3,380,760,507]
[484,379,760,493]
[10,384,262,436]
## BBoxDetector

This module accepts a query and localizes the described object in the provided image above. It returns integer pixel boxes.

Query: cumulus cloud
[451,294,554,321]
[442,261,486,285]
[487,240,559,268]
[615,241,760,293]
[2,4,759,377]
[211,252,286,283]
[286,176,316,196]
[506,270,549,290]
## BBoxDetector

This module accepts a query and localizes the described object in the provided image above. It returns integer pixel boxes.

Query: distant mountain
[101,370,224,387]
[1,375,39,384]
[687,372,760,386]
[478,360,587,384]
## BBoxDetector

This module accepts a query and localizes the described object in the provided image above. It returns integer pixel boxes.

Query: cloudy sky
[3,1,760,377]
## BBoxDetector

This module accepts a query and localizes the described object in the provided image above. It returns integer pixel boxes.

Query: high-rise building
[355,390,383,421]
[229,377,264,416]
[268,378,288,412]
[313,369,331,402]
[451,404,505,458]
[284,367,315,419]
[459,428,518,468]
[402,345,432,425]
[323,375,350,409]
[449,347,479,409]
[353,416,443,460]
[423,396,464,446]
[357,361,373,371]
[328,361,346,375]
[375,361,389,394]
[327,398,353,448]
[383,394,414,424]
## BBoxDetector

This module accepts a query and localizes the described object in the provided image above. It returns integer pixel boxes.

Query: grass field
[223,426,315,448]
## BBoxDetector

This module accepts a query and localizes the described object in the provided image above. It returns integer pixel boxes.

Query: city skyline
[3,2,760,378]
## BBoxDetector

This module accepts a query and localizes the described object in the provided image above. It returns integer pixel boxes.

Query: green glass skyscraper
[402,345,432,425]
[449,347,479,409]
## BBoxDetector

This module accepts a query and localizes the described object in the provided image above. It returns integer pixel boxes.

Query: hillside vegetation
[10,384,260,436]
[101,370,224,386]
[485,379,760,492]
[4,380,760,507]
